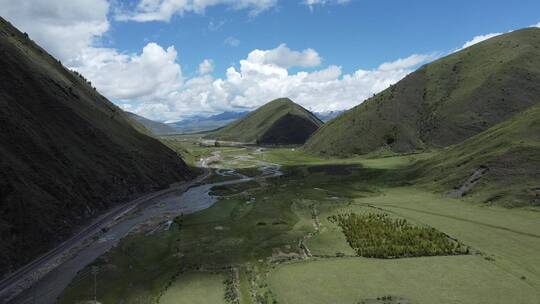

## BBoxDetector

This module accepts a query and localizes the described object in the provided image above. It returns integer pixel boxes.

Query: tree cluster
[329,213,468,258]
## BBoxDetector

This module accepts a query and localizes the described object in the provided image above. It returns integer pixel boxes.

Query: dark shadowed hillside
[305,28,540,155]
[0,17,194,275]
[206,98,323,145]
[411,102,540,207]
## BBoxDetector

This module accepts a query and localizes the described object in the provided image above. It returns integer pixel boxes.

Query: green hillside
[305,28,540,156]
[206,98,323,145]
[411,101,540,207]
[0,17,193,275]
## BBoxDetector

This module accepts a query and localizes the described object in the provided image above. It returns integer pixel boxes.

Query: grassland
[58,139,540,304]
[269,185,540,303]
[269,256,535,304]
[160,272,226,304]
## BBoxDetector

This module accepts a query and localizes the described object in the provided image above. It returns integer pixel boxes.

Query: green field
[159,272,226,304]
[58,141,540,304]
[269,256,535,304]
[269,185,540,304]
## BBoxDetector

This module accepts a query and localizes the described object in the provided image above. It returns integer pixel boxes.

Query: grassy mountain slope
[305,28,540,155]
[206,98,323,145]
[126,112,179,135]
[0,17,194,275]
[411,102,540,207]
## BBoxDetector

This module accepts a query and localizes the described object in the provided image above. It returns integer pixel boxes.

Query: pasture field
[269,255,536,304]
[159,272,226,304]
[58,141,540,304]
[269,185,540,304]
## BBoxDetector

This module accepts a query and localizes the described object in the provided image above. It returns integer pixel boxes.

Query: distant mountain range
[166,111,250,134]
[130,109,343,135]
[127,112,179,135]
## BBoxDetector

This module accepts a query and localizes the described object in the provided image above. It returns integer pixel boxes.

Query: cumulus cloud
[126,50,434,121]
[0,0,109,63]
[198,59,214,74]
[72,43,183,101]
[246,44,322,68]
[532,22,540,28]
[0,0,186,108]
[0,0,443,122]
[116,0,278,22]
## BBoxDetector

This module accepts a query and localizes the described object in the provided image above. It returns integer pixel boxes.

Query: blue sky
[107,0,540,76]
[1,0,539,120]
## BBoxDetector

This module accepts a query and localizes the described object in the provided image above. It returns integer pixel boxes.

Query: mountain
[126,112,179,135]
[167,110,341,134]
[0,17,194,275]
[411,101,540,207]
[205,98,323,145]
[305,28,540,156]
[314,110,345,122]
[167,111,249,134]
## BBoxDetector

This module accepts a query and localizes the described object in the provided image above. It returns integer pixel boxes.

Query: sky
[0,0,539,122]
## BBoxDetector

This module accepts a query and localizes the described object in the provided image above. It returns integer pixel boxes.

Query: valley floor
[58,141,540,304]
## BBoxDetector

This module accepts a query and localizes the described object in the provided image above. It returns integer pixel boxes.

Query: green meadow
[59,143,540,304]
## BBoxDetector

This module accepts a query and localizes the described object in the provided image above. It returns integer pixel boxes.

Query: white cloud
[224,36,241,47]
[532,22,540,28]
[458,33,502,51]
[127,50,434,121]
[247,44,322,68]
[0,0,109,63]
[0,0,438,122]
[72,43,183,101]
[0,0,184,106]
[198,59,214,74]
[116,0,278,22]
[303,0,351,9]
[378,54,435,71]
